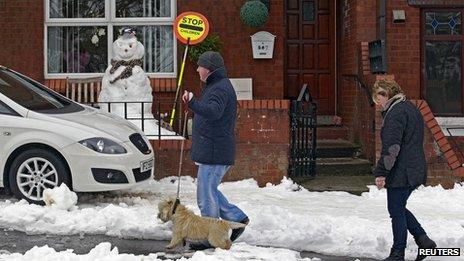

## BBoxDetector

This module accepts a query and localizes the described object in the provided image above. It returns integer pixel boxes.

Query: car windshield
[0,68,80,113]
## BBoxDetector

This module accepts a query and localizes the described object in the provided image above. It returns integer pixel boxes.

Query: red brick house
[1,0,463,188]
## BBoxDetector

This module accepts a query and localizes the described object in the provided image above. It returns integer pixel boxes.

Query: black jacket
[188,68,237,165]
[374,98,427,188]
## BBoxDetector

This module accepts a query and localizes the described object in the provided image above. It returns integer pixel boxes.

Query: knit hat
[197,51,225,71]
[121,28,136,39]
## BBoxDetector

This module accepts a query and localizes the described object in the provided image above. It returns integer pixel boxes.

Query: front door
[285,0,336,114]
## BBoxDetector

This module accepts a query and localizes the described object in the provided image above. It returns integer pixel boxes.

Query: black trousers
[387,187,426,250]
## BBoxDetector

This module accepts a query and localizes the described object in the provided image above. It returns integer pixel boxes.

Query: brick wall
[386,0,421,98]
[338,0,377,160]
[338,0,358,131]
[150,100,290,187]
[448,137,464,163]
[0,0,44,82]
[386,1,464,99]
[349,1,427,100]
[177,0,285,100]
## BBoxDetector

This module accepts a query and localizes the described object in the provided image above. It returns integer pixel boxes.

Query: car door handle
[2,132,11,136]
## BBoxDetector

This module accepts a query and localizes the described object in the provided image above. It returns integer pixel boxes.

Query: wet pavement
[0,227,167,255]
[0,228,377,260]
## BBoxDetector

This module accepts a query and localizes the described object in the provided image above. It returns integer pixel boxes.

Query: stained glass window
[425,12,461,35]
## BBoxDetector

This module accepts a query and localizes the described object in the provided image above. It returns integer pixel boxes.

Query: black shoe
[382,248,405,261]
[230,217,249,242]
[414,234,437,261]
[188,242,213,251]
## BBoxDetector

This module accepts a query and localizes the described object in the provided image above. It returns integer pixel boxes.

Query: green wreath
[240,0,269,28]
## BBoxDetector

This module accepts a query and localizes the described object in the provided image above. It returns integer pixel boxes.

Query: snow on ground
[0,177,463,261]
[0,242,318,261]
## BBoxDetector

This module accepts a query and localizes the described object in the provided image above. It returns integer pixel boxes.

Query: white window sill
[436,117,464,136]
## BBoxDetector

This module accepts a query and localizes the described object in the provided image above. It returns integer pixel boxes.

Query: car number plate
[140,158,154,172]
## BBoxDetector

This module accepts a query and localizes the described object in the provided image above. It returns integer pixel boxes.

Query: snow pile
[2,243,126,261]
[43,183,78,211]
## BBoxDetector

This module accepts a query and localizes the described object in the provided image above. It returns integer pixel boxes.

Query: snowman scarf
[109,59,143,84]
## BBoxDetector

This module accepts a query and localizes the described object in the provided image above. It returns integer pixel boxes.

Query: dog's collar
[172,198,180,215]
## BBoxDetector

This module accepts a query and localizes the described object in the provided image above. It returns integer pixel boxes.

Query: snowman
[99,29,178,138]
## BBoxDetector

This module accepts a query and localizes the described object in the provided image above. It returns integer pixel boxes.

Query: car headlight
[79,138,127,154]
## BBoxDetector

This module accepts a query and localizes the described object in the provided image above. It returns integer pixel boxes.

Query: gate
[289,84,317,178]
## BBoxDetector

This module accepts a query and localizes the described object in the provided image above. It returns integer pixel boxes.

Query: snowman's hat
[121,28,136,39]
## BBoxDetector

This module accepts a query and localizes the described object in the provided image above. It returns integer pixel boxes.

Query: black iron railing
[86,99,185,140]
[289,84,317,178]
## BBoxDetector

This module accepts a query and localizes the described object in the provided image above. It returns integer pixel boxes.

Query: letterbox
[250,31,276,59]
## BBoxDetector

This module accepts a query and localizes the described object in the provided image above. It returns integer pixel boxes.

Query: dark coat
[374,98,427,188]
[188,68,237,165]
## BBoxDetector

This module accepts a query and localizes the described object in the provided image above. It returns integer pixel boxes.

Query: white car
[0,66,154,204]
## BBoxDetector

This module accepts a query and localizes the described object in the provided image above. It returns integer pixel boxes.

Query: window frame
[44,0,177,79]
[421,8,464,116]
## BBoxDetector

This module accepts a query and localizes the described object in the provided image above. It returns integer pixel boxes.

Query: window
[45,0,176,78]
[423,10,464,116]
[302,1,315,22]
[425,11,461,35]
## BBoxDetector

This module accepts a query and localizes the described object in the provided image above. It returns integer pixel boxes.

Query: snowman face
[112,37,144,61]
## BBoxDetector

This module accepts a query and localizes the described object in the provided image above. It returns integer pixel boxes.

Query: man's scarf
[109,59,143,84]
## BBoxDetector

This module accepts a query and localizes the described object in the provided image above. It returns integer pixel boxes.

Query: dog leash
[173,109,189,214]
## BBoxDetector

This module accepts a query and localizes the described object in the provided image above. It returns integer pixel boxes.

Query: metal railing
[289,84,317,178]
[85,99,186,140]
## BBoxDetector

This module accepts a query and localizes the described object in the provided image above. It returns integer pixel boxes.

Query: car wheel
[9,148,71,205]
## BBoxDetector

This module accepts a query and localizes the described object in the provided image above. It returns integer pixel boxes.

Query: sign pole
[171,11,209,200]
[168,11,209,130]
[169,37,190,127]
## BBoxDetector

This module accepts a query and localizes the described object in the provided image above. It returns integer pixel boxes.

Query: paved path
[0,228,377,260]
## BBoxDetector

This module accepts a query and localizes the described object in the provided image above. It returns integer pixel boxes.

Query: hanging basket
[240,0,269,28]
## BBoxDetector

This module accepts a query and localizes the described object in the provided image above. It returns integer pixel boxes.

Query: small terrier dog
[157,198,247,250]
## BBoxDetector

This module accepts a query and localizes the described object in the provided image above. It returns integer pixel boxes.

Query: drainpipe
[379,0,387,72]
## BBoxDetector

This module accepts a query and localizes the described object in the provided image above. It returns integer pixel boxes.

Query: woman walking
[372,79,436,261]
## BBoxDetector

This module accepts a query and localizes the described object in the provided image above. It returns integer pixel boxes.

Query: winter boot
[414,234,437,261]
[382,248,405,261]
[230,217,249,242]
